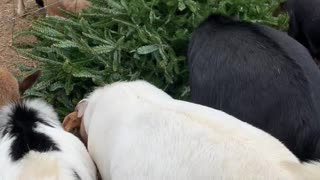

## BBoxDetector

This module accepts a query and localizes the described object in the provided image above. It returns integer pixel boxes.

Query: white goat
[0,99,97,180]
[63,80,320,180]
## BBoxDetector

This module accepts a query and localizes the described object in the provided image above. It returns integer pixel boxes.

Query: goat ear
[76,99,88,118]
[62,112,81,132]
[19,70,41,94]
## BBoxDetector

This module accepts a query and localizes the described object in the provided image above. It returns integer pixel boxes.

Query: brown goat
[0,68,41,107]
[47,0,91,17]
[17,0,91,17]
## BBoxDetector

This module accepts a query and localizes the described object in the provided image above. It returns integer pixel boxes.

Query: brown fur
[62,99,88,145]
[0,68,41,108]
[45,0,91,17]
[63,112,102,180]
[0,68,20,108]
[17,0,91,17]
[63,100,102,180]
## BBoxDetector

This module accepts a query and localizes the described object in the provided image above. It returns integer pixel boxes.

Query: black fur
[188,13,320,162]
[283,0,320,62]
[73,170,81,180]
[35,0,44,7]
[3,102,60,161]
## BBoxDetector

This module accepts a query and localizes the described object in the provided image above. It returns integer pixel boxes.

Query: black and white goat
[0,99,97,180]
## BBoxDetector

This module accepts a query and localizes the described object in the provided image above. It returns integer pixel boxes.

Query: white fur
[0,99,97,180]
[82,80,320,180]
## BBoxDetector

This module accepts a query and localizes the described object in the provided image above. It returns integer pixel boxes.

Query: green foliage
[14,0,288,119]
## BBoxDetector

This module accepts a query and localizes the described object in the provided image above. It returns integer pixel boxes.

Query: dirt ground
[0,0,44,76]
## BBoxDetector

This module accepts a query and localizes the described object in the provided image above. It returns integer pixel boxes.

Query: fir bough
[14,0,287,119]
